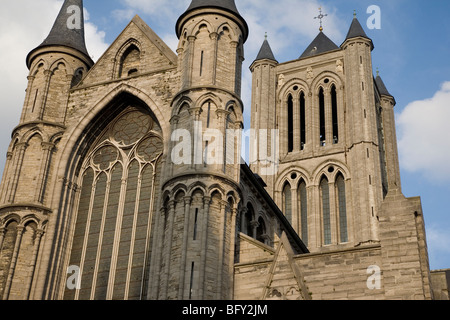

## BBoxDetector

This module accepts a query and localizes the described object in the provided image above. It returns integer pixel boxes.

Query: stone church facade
[0,0,447,300]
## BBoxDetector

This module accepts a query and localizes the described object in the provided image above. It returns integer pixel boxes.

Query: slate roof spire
[375,70,395,102]
[27,0,92,68]
[343,11,374,50]
[254,33,277,63]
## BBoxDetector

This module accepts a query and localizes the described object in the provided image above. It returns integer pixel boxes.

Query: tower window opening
[321,177,331,245]
[193,208,199,240]
[300,92,306,150]
[189,262,195,299]
[336,174,348,243]
[200,51,204,77]
[319,88,326,146]
[299,180,308,247]
[288,95,294,153]
[283,183,292,224]
[331,85,339,144]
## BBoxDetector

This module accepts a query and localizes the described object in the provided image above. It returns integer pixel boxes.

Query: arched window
[336,173,348,243]
[300,92,306,150]
[256,217,267,244]
[64,106,163,301]
[283,183,292,224]
[287,94,294,153]
[298,179,308,246]
[320,176,331,245]
[331,85,339,144]
[119,44,141,78]
[245,204,255,238]
[319,87,326,146]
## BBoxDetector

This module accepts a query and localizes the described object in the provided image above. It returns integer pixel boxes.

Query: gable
[80,15,177,86]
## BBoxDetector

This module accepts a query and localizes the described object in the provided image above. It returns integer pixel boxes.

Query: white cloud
[397,81,450,181]
[0,0,109,173]
[426,224,450,269]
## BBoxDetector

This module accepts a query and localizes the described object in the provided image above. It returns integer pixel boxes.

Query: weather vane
[314,7,328,32]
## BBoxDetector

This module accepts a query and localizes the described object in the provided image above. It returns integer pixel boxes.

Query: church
[0,0,448,300]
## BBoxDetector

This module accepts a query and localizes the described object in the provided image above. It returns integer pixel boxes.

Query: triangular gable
[261,232,311,300]
[80,15,177,86]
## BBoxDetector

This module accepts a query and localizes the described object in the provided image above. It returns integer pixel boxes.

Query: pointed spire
[27,0,92,68]
[254,33,277,63]
[375,71,394,99]
[345,13,370,40]
[343,11,374,50]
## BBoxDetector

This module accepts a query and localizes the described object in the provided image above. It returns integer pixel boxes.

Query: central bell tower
[150,0,248,300]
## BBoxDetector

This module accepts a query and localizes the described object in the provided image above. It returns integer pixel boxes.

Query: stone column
[2,226,24,300]
[6,142,27,203]
[199,196,210,299]
[178,196,192,299]
[24,229,44,300]
[34,142,54,203]
[216,200,227,299]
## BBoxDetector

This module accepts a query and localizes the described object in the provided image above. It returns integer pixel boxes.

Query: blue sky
[0,0,449,270]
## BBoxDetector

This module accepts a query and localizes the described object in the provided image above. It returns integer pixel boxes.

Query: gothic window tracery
[64,106,163,300]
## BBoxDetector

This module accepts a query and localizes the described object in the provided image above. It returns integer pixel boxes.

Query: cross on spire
[314,7,328,32]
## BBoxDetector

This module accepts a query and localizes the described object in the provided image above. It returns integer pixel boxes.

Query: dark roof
[186,0,241,15]
[299,31,339,59]
[176,0,248,41]
[254,39,277,63]
[376,75,394,98]
[345,16,370,40]
[27,0,91,67]
[38,0,89,55]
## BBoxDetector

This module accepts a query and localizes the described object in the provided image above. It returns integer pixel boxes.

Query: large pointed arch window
[331,84,339,144]
[287,94,294,153]
[336,173,348,243]
[298,179,308,246]
[319,87,326,146]
[283,182,292,224]
[320,176,331,245]
[300,92,306,150]
[64,106,163,301]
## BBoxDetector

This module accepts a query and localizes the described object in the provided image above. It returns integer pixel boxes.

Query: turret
[376,73,401,193]
[151,0,247,300]
[23,0,93,125]
[341,13,383,244]
[249,36,278,196]
[0,0,92,300]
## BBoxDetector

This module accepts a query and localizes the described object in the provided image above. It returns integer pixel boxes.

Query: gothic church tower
[154,0,248,300]
[0,0,93,300]
[0,1,439,301]
[250,14,404,252]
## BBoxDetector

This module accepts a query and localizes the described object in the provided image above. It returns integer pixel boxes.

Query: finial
[314,7,328,32]
[376,68,380,77]
[353,10,357,18]
[265,32,268,40]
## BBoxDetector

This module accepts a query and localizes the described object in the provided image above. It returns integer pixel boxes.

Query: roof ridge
[299,31,339,59]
